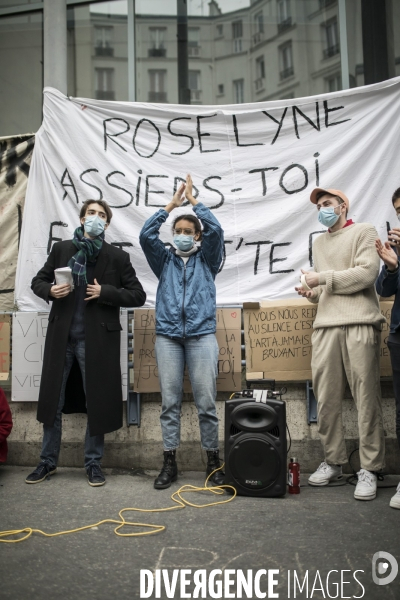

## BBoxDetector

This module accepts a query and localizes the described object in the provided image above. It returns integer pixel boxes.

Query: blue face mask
[173,234,195,252]
[318,207,341,228]
[84,215,106,237]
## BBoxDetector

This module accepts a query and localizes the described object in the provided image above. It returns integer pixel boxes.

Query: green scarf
[67,226,104,285]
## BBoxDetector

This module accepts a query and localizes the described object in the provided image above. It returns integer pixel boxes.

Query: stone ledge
[7,439,400,473]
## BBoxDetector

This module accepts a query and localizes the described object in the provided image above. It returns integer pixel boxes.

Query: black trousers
[387,340,400,450]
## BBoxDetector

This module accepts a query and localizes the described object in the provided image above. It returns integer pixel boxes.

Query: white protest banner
[15,79,400,310]
[11,311,128,401]
[0,134,34,310]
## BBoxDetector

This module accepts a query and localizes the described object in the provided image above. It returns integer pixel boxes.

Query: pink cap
[310,188,350,210]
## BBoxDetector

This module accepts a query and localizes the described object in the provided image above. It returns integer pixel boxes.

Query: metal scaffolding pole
[177,0,190,104]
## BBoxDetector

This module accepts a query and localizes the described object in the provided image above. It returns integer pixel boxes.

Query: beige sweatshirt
[308,223,385,330]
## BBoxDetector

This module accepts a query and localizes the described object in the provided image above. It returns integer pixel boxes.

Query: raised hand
[171,182,186,207]
[185,173,198,205]
[376,239,399,271]
[165,182,186,213]
[388,227,400,249]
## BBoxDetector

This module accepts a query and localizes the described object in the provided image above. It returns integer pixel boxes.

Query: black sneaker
[87,464,106,487]
[25,462,57,484]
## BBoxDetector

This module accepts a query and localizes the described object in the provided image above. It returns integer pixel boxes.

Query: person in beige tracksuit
[295,187,385,501]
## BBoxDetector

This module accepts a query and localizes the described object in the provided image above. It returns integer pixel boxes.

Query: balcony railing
[148,47,166,57]
[95,46,114,57]
[188,45,201,57]
[96,90,115,100]
[323,44,340,59]
[148,91,168,103]
[278,17,292,33]
[252,31,264,46]
[190,90,202,103]
[280,66,294,80]
[254,77,265,91]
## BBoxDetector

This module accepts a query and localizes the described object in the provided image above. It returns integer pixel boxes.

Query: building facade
[1,0,400,136]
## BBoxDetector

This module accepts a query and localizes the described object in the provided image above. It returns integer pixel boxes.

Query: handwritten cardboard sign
[244,299,393,382]
[0,316,11,380]
[11,311,128,401]
[133,308,241,393]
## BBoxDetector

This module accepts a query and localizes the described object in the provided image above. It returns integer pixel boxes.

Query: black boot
[206,450,225,486]
[154,450,178,490]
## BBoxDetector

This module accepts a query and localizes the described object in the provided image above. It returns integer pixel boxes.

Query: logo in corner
[372,552,398,586]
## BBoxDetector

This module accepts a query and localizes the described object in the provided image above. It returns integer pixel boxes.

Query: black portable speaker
[224,395,287,497]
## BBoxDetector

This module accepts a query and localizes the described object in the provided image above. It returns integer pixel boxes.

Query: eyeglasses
[173,228,195,235]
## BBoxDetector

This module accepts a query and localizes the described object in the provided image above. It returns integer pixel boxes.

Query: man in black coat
[26,200,146,486]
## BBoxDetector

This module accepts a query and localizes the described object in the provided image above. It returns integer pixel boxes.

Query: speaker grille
[228,435,281,490]
[269,426,280,438]
[230,424,242,436]
[231,402,277,432]
[230,423,279,437]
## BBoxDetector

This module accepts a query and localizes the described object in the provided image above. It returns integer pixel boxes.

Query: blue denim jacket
[376,263,400,333]
[139,202,224,338]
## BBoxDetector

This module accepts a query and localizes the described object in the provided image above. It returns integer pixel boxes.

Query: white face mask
[83,215,106,237]
[318,205,342,228]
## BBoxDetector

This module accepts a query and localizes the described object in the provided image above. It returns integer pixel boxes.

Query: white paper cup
[300,274,311,290]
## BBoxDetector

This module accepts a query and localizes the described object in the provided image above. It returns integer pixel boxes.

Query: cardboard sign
[133,308,242,393]
[244,299,393,382]
[0,316,11,380]
[244,299,315,381]
[11,311,128,401]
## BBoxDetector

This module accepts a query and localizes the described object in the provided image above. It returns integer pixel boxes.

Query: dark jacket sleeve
[31,244,57,303]
[99,252,146,308]
[193,202,224,276]
[139,209,170,279]
[376,263,400,297]
[0,389,12,443]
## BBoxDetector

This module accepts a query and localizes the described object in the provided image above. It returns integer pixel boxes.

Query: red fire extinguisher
[288,457,300,494]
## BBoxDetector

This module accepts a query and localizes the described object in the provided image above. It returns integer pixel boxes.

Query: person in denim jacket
[140,174,225,489]
[376,186,400,509]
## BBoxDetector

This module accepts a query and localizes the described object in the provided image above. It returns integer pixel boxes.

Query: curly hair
[172,214,203,241]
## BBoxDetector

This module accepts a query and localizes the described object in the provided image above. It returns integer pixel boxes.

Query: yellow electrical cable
[0,464,236,544]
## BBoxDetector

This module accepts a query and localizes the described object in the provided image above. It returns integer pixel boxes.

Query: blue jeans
[155,334,219,451]
[40,340,104,469]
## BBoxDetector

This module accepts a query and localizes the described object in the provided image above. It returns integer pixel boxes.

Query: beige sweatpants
[311,325,385,471]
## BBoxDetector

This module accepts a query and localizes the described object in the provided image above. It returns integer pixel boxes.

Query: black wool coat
[31,240,146,436]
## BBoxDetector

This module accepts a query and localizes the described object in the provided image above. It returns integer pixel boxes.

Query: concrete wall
[4,382,399,474]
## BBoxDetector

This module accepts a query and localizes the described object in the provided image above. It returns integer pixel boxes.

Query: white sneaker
[308,462,343,486]
[389,483,400,509]
[354,469,377,501]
